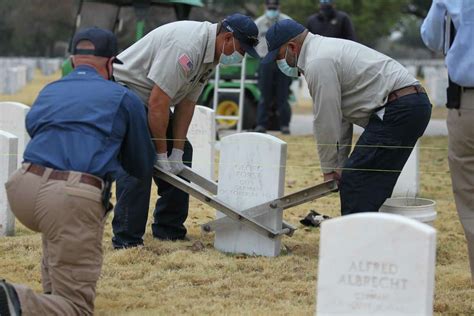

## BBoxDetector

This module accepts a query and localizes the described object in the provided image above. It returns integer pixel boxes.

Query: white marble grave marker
[214,133,287,257]
[0,130,18,236]
[0,69,5,94]
[392,142,419,198]
[0,102,30,166]
[316,213,436,316]
[424,66,448,107]
[187,106,216,180]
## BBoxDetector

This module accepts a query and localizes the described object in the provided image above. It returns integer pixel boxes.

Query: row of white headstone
[0,58,63,94]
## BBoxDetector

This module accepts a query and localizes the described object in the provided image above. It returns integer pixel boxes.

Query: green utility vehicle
[198,57,261,130]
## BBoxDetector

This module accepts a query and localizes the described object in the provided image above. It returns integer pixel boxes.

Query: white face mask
[265,9,279,20]
[277,46,299,78]
[219,37,244,65]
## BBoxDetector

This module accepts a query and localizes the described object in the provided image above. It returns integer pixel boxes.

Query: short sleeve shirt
[114,21,217,105]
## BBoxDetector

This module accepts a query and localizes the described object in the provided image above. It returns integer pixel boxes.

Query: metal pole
[212,65,220,113]
[237,55,247,133]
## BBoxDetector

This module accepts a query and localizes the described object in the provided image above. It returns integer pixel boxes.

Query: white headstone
[424,66,448,107]
[5,67,19,94]
[39,58,61,76]
[0,102,30,166]
[187,106,216,180]
[0,69,5,94]
[316,213,436,316]
[0,130,18,236]
[214,133,287,257]
[392,142,419,198]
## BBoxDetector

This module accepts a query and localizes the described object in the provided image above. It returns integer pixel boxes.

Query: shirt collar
[204,23,218,64]
[297,33,321,73]
[73,65,99,74]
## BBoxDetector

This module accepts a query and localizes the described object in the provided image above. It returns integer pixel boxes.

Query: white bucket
[380,198,437,226]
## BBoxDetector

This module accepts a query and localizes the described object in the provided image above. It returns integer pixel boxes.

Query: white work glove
[168,148,185,175]
[154,152,173,173]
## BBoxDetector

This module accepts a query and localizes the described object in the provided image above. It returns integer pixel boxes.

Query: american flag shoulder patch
[178,53,193,73]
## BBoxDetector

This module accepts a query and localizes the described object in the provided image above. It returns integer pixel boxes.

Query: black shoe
[253,125,267,133]
[281,126,290,135]
[300,210,331,228]
[0,280,21,316]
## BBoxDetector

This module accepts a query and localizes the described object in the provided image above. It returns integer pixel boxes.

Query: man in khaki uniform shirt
[112,14,260,247]
[262,19,432,215]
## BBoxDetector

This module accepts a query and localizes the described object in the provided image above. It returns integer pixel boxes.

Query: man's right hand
[323,171,341,188]
[154,152,173,173]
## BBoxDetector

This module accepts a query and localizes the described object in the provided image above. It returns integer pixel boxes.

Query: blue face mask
[265,9,279,20]
[277,47,299,78]
[219,38,244,65]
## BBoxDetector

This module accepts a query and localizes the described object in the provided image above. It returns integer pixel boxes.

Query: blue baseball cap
[222,14,260,59]
[261,19,305,64]
[71,27,123,64]
[320,0,334,3]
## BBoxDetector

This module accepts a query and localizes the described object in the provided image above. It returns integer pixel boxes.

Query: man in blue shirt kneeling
[0,27,154,316]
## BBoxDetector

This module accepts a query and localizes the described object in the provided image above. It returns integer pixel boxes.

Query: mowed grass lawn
[1,73,473,315]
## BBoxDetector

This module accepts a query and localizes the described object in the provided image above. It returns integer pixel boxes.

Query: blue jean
[112,113,193,247]
[339,92,432,215]
[256,61,292,128]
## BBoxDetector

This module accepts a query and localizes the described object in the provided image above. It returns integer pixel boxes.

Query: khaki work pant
[5,163,106,315]
[447,89,474,282]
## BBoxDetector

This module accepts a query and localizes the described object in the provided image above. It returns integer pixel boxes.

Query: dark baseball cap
[71,27,123,64]
[266,0,279,7]
[261,19,305,64]
[222,14,260,59]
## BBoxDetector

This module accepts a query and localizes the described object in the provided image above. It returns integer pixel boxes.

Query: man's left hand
[169,148,185,175]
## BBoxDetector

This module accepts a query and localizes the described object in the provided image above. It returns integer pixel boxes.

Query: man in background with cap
[0,27,154,315]
[254,0,293,134]
[112,14,260,248]
[305,0,356,148]
[262,20,431,216]
[421,0,474,282]
[306,0,356,41]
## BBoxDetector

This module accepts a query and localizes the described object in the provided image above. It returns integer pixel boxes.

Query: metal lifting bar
[155,166,338,239]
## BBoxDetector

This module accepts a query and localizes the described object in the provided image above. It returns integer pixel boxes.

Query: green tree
[0,0,75,56]
[281,0,411,47]
[405,0,432,18]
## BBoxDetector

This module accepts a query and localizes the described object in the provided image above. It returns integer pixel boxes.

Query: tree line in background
[0,0,432,57]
